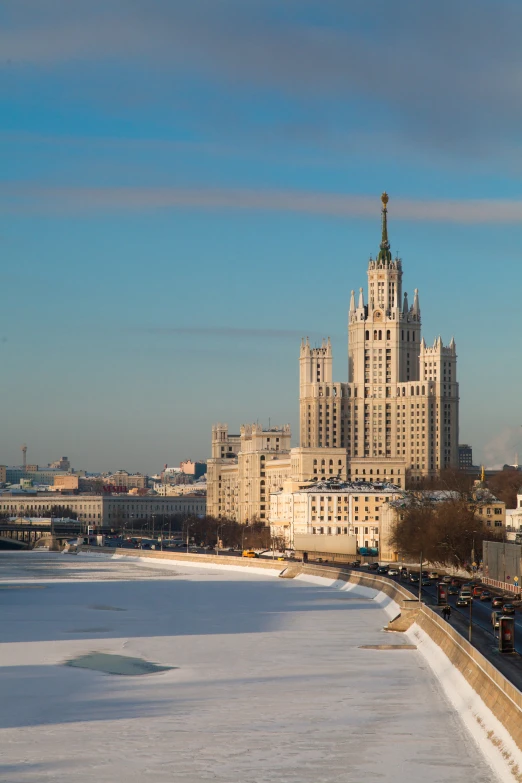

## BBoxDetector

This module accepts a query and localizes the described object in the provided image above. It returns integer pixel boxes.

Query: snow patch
[408,622,522,783]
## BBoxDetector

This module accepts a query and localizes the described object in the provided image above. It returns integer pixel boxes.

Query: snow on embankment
[293,572,401,622]
[407,622,522,783]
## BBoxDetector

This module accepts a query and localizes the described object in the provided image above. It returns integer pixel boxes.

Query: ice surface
[0,552,498,782]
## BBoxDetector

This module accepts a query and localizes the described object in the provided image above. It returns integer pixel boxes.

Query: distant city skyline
[2,1,522,472]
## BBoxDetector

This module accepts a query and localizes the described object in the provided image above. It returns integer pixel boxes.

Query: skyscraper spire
[377,191,392,263]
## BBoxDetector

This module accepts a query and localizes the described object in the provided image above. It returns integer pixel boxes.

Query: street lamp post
[418,550,423,603]
[186,519,193,553]
[216,524,222,556]
[469,531,476,643]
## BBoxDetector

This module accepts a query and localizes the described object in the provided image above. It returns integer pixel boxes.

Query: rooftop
[293,480,403,494]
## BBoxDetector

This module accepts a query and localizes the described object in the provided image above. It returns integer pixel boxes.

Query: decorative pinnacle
[378,191,392,263]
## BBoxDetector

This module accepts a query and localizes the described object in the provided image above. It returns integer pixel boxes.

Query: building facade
[270,479,403,549]
[207,423,291,523]
[208,193,460,525]
[103,471,148,490]
[0,493,206,526]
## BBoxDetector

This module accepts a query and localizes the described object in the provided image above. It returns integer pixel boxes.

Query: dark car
[448,585,459,595]
[502,603,516,615]
[409,573,420,584]
[377,565,389,575]
[368,562,379,571]
[350,560,361,567]
[421,577,431,586]
[492,596,504,609]
[479,590,492,601]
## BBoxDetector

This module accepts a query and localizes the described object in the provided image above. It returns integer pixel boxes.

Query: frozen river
[0,552,496,782]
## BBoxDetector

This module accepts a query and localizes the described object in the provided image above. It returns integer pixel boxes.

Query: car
[409,573,420,584]
[368,562,379,571]
[502,603,516,615]
[472,585,484,597]
[350,560,361,567]
[428,571,439,579]
[492,596,504,609]
[242,550,258,558]
[451,578,461,586]
[448,585,459,595]
[442,575,452,583]
[277,556,286,561]
[421,577,431,586]
[457,595,471,607]
[491,611,501,629]
[421,571,430,578]
[479,590,492,601]
[387,567,400,576]
[377,565,389,575]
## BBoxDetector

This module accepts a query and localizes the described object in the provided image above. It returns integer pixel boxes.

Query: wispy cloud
[144,326,325,340]
[2,183,522,223]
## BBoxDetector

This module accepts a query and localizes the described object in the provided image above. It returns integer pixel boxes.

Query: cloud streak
[145,326,326,340]
[2,183,522,224]
[2,1,522,159]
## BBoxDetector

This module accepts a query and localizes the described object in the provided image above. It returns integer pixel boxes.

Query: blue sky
[1,0,522,473]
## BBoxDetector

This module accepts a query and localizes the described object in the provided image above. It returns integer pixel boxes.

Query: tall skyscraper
[299,193,459,483]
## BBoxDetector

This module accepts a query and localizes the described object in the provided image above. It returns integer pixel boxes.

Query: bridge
[0,523,84,549]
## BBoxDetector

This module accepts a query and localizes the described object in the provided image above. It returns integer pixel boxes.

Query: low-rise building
[0,493,206,526]
[54,475,79,491]
[270,479,404,551]
[103,471,148,490]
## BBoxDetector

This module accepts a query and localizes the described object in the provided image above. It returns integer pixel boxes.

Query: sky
[1,0,522,474]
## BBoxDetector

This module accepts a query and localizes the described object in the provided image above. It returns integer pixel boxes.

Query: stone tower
[298,192,459,484]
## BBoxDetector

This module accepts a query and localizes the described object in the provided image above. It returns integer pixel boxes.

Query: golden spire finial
[381,191,389,207]
[481,465,485,483]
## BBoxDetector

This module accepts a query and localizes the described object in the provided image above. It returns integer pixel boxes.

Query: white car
[387,567,400,576]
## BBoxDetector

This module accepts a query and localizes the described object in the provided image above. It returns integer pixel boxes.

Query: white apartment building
[270,479,404,549]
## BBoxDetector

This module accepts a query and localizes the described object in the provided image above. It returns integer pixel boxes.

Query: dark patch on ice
[89,604,126,611]
[64,652,175,675]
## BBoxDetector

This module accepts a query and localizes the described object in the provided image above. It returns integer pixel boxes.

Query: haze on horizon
[2,0,522,474]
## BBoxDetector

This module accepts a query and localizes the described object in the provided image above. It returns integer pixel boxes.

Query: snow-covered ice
[0,552,499,782]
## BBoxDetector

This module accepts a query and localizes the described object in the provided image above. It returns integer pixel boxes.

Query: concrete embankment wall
[81,547,522,768]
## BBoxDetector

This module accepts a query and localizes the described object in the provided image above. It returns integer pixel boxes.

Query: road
[346,566,522,690]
